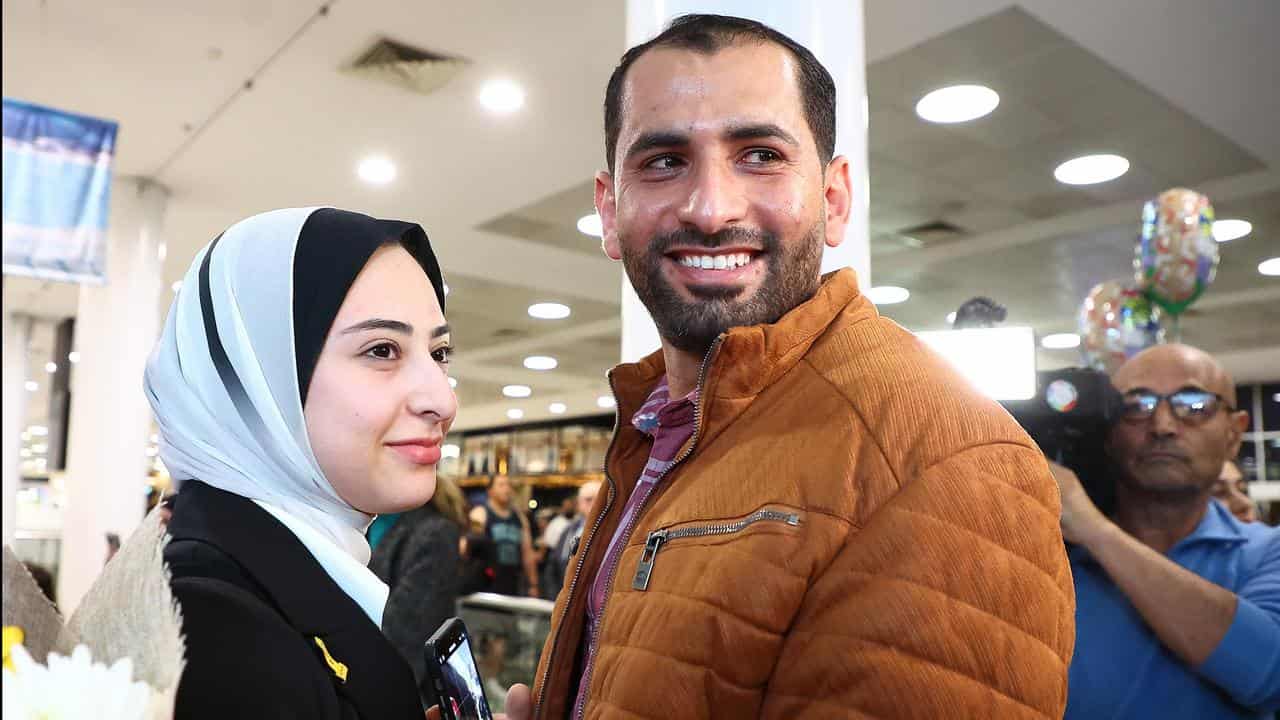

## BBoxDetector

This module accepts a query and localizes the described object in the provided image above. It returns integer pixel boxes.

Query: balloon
[1134,188,1219,315]
[1079,280,1166,375]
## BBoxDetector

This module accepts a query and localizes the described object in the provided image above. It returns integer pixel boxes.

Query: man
[469,475,540,598]
[543,481,602,598]
[517,14,1071,720]
[1214,459,1260,524]
[541,498,577,557]
[1053,344,1279,718]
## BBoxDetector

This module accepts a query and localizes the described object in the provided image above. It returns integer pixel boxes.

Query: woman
[146,207,456,718]
[371,475,466,703]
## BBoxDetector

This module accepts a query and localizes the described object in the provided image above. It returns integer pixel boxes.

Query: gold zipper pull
[313,636,349,683]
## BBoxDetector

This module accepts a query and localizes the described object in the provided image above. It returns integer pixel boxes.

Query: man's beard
[620,222,825,355]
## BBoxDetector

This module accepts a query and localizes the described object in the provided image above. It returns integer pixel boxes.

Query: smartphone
[425,617,494,720]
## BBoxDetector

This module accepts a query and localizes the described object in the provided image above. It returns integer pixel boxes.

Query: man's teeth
[677,253,753,270]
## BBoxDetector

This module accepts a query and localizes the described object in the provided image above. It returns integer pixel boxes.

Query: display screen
[439,636,493,720]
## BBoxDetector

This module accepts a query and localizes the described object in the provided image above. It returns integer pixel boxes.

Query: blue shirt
[1067,500,1280,719]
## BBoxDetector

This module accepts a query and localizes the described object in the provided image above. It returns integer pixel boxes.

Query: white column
[57,178,168,613]
[2,311,34,547]
[620,0,870,362]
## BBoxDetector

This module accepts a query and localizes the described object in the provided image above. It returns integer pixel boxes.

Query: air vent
[344,37,468,96]
[896,220,966,246]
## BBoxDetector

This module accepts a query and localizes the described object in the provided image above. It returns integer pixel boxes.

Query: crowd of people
[73,12,1278,720]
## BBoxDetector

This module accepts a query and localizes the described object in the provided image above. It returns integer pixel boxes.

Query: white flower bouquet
[2,509,184,720]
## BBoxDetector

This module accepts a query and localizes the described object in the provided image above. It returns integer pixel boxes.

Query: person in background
[542,481,601,599]
[371,476,467,704]
[1213,459,1260,524]
[540,498,575,558]
[1053,343,1279,718]
[469,476,539,597]
[460,507,496,596]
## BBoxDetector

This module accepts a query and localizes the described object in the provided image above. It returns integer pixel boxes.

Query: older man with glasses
[1050,343,1279,719]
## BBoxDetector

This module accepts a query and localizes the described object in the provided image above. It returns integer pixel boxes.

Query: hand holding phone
[425,618,494,720]
[426,684,531,720]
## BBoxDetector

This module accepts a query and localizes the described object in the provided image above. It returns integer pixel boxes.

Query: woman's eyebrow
[430,324,451,339]
[341,318,414,335]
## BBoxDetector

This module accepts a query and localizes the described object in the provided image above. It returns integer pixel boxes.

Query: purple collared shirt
[572,377,697,718]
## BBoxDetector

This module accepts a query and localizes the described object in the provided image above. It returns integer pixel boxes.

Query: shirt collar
[631,376,697,436]
[1171,499,1249,551]
[1070,498,1248,566]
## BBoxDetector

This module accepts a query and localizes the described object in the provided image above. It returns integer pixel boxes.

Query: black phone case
[425,617,494,720]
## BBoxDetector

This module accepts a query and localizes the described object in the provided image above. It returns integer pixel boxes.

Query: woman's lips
[386,441,442,465]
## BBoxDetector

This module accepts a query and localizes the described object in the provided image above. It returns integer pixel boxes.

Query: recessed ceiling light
[865,286,910,305]
[1212,219,1252,242]
[448,377,458,389]
[548,402,567,415]
[1259,257,1280,276]
[24,381,38,392]
[479,79,525,114]
[577,213,603,237]
[442,443,460,459]
[357,155,396,185]
[171,281,182,293]
[502,384,532,398]
[44,362,57,374]
[1041,333,1081,350]
[506,408,525,420]
[1053,154,1129,185]
[596,395,616,409]
[443,283,450,296]
[946,311,957,325]
[67,351,81,364]
[915,84,1000,124]
[524,355,558,371]
[29,426,48,437]
[528,302,571,320]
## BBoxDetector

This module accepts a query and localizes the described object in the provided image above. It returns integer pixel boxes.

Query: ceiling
[3,0,1278,435]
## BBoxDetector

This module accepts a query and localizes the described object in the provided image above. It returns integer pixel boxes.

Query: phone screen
[437,634,493,720]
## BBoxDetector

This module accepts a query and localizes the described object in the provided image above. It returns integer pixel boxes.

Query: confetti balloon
[1134,188,1219,315]
[1079,280,1166,375]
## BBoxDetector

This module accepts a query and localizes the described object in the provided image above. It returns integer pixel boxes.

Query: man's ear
[596,171,621,261]
[822,156,853,249]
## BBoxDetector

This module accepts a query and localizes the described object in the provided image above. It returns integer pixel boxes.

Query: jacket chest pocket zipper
[631,510,801,591]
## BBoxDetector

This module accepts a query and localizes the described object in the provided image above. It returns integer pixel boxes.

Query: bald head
[577,481,602,518]
[1108,343,1250,503]
[1113,343,1236,405]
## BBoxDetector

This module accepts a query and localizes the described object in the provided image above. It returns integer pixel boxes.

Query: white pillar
[57,177,168,613]
[2,312,34,547]
[620,0,870,362]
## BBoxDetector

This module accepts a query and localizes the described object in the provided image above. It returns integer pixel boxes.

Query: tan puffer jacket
[532,269,1074,719]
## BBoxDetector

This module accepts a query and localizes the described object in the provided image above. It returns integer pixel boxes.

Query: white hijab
[144,207,388,626]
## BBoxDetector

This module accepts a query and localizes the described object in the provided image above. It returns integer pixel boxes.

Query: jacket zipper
[569,335,724,720]
[631,509,801,591]
[534,370,624,719]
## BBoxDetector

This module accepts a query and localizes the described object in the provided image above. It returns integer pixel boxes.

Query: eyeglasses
[1120,388,1233,423]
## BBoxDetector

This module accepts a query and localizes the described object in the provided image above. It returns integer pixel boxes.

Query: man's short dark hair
[603,14,837,173]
